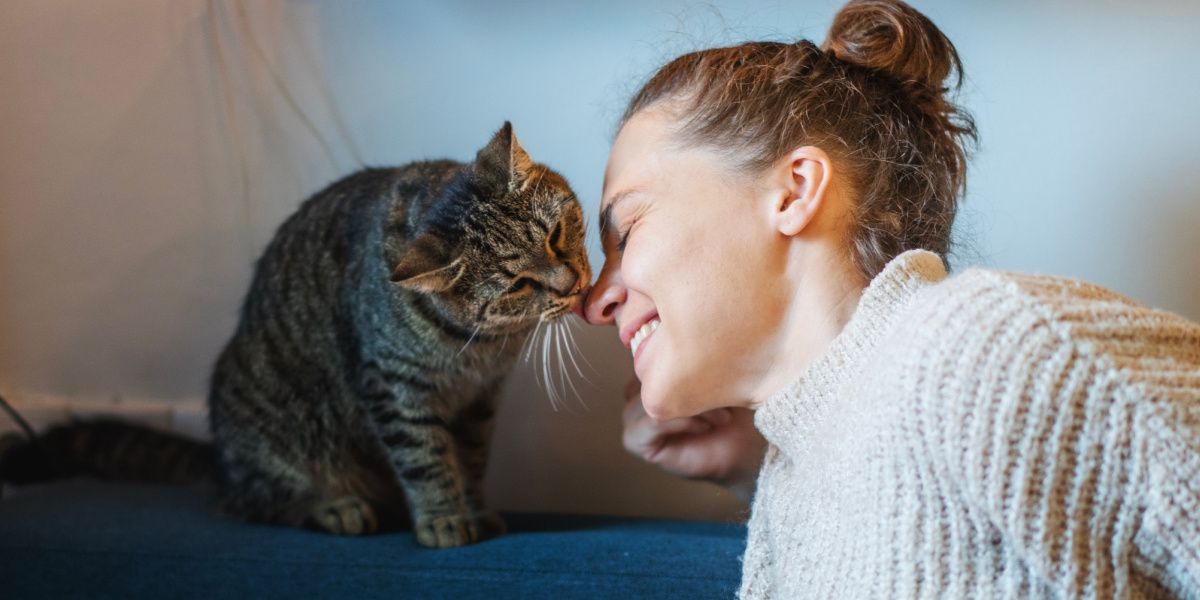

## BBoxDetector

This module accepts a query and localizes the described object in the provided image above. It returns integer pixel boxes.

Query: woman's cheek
[619,241,651,290]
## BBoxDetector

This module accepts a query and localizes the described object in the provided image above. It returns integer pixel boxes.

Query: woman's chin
[639,382,693,421]
[642,401,681,421]
[638,385,673,421]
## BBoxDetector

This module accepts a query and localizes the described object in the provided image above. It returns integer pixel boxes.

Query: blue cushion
[0,481,745,599]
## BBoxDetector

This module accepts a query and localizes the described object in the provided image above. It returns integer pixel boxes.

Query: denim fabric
[0,481,745,599]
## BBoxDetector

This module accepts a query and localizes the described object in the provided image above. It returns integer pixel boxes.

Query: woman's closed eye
[616,222,635,252]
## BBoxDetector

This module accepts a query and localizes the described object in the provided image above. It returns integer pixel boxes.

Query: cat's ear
[473,121,535,194]
[389,234,464,293]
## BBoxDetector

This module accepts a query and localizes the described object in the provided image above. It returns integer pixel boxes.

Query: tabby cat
[0,123,590,549]
[211,122,589,547]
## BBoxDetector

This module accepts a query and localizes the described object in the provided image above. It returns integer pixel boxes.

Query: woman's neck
[748,243,866,408]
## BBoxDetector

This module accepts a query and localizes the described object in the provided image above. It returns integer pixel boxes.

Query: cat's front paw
[308,496,379,536]
[414,513,483,548]
[471,510,507,541]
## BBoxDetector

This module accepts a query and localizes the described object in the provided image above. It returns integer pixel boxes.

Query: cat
[0,122,590,548]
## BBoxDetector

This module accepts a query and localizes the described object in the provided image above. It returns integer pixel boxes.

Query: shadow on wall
[52,228,246,399]
[1139,171,1200,321]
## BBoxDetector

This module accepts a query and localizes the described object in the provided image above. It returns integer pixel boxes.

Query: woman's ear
[771,146,834,237]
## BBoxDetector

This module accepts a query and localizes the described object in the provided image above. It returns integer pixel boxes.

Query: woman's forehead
[603,112,671,204]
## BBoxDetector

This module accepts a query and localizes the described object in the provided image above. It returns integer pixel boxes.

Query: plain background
[2,0,1198,520]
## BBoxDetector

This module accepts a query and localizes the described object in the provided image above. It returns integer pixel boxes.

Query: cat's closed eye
[548,222,563,251]
[506,277,542,295]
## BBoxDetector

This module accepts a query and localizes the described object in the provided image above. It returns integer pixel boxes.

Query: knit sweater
[740,249,1200,599]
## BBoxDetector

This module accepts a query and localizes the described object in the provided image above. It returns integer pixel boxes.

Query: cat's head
[390,122,591,334]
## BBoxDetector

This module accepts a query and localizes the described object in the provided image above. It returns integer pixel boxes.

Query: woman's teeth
[630,318,660,356]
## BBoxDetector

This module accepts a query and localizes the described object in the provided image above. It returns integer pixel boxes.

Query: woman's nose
[584,271,626,326]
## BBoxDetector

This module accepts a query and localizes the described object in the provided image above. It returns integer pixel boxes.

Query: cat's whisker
[533,316,566,412]
[560,318,595,385]
[553,321,587,411]
[456,324,482,357]
[541,322,560,411]
[564,317,597,372]
[499,308,530,356]
[559,324,592,388]
[522,317,544,363]
[549,325,563,412]
[533,318,548,362]
[545,321,557,410]
[550,322,568,409]
[550,323,566,412]
[520,321,534,361]
[529,321,545,396]
[533,318,547,404]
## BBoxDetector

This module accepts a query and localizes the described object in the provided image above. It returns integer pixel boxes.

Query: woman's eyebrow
[599,189,639,238]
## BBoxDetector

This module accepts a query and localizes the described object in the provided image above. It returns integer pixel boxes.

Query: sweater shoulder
[893,267,1200,398]
[919,265,1151,327]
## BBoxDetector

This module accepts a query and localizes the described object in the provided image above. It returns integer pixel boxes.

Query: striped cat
[0,123,590,548]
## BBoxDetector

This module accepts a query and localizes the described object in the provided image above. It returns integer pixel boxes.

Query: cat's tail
[0,419,217,486]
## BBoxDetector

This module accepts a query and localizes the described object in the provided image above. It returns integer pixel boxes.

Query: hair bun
[822,0,962,99]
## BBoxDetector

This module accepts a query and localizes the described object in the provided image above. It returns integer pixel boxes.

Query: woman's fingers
[623,398,713,458]
[618,378,766,491]
[697,407,733,426]
[623,377,641,399]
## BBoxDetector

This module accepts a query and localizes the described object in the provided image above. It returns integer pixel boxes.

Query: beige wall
[3,0,1199,520]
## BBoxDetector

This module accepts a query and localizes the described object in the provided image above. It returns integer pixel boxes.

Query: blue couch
[0,481,745,599]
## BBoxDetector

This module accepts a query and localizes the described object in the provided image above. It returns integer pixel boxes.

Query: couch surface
[0,480,745,599]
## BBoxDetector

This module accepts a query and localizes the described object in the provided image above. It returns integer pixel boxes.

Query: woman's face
[585,109,792,420]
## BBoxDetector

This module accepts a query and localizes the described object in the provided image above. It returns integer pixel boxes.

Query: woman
[582,1,1200,598]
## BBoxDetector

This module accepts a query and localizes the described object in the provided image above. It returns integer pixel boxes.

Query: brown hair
[622,0,977,278]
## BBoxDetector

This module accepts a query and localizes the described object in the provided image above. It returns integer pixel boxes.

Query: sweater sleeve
[909,272,1200,598]
[738,446,780,600]
[1135,402,1200,597]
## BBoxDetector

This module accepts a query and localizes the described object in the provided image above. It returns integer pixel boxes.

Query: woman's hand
[621,378,768,503]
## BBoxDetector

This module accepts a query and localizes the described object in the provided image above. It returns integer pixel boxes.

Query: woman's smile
[619,310,659,352]
[630,317,660,374]
[629,316,658,358]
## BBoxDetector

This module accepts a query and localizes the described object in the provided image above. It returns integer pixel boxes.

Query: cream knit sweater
[740,250,1200,599]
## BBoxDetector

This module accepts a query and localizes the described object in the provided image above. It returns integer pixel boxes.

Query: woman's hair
[623,0,977,279]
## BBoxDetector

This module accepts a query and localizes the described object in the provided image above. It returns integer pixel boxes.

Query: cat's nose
[571,283,591,319]
[569,277,588,296]
[554,265,587,298]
